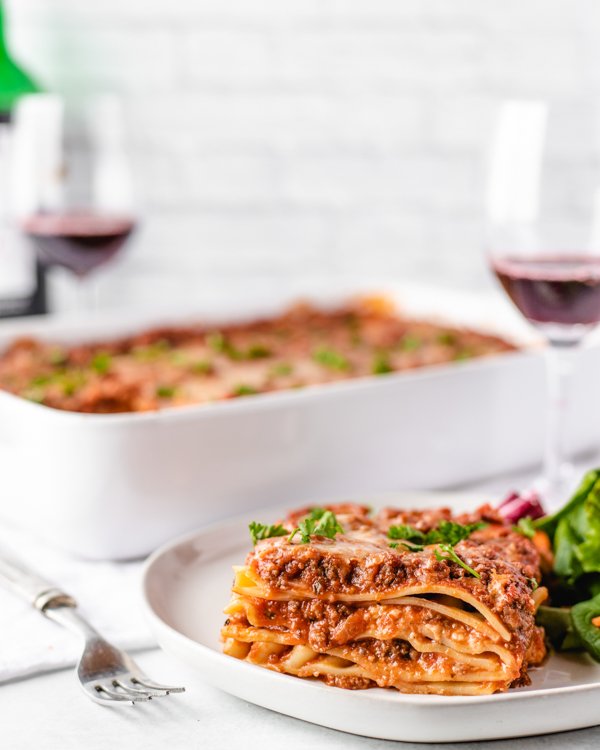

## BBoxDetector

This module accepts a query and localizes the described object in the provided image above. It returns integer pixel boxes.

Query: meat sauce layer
[247,504,542,635]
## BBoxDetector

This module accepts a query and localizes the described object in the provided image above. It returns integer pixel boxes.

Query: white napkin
[0,520,155,684]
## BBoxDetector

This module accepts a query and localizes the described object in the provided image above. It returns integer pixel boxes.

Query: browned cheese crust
[0,299,515,413]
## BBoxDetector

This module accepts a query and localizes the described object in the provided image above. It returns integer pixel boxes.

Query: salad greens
[571,593,600,661]
[534,469,600,661]
[536,469,600,600]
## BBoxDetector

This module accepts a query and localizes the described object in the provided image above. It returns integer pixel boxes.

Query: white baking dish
[1,286,599,560]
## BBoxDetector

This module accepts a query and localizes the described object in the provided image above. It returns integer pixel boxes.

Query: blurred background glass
[17,94,136,310]
[486,99,600,504]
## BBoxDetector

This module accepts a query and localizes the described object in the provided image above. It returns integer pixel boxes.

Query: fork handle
[0,548,76,611]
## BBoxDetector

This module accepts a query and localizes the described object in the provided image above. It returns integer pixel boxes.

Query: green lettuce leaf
[536,470,600,593]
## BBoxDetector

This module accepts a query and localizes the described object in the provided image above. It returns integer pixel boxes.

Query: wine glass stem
[543,341,576,498]
[76,277,97,313]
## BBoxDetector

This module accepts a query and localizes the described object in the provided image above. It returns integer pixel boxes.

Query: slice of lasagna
[221,504,547,696]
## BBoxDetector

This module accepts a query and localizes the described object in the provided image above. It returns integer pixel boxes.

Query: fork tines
[91,676,185,705]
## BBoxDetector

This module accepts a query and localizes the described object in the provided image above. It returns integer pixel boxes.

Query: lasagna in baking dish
[221,504,547,696]
[0,297,515,413]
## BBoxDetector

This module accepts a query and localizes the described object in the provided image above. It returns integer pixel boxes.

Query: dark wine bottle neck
[0,4,9,60]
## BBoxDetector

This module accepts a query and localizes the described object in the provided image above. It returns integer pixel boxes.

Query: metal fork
[0,549,185,705]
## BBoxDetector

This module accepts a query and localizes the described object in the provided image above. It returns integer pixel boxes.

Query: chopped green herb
[62,380,78,397]
[232,384,258,397]
[514,517,536,539]
[313,347,350,371]
[399,335,422,352]
[435,544,481,579]
[246,344,272,359]
[91,352,112,375]
[434,520,486,546]
[527,577,539,591]
[270,362,293,377]
[133,340,171,361]
[345,315,362,346]
[249,521,288,545]
[388,539,424,551]
[454,349,473,362]
[437,331,457,346]
[23,387,46,403]
[59,372,87,397]
[156,385,176,398]
[372,353,393,375]
[388,524,427,546]
[206,331,225,353]
[289,508,344,544]
[170,351,189,366]
[206,331,244,360]
[191,359,213,375]
[387,520,484,549]
[29,374,52,387]
[48,347,67,366]
[387,520,484,578]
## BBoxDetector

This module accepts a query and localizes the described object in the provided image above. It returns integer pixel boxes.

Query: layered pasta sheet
[222,504,547,696]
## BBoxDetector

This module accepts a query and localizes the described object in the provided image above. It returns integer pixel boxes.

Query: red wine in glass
[22,214,135,278]
[491,255,600,328]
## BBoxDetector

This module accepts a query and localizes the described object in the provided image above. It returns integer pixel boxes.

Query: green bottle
[0,4,38,117]
[0,0,47,316]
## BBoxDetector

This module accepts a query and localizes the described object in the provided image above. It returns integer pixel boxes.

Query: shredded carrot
[591,616,600,628]
[532,530,552,555]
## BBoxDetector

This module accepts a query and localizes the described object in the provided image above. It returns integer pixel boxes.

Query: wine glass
[13,93,136,311]
[486,99,600,507]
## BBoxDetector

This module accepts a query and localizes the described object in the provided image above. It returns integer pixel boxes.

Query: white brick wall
[5,0,600,310]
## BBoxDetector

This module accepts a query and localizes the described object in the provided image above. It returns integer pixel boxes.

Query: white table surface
[3,462,600,749]
[4,647,600,750]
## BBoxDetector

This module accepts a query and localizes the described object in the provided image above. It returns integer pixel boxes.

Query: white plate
[142,492,600,743]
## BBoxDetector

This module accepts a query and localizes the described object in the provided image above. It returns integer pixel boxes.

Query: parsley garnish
[232,384,258,397]
[399,335,422,352]
[372,353,393,375]
[247,344,272,359]
[156,385,176,398]
[388,524,427,546]
[527,577,539,591]
[23,387,46,403]
[387,520,485,579]
[191,359,213,375]
[91,352,112,375]
[133,340,171,361]
[514,517,536,539]
[249,522,288,545]
[206,331,226,353]
[437,331,456,346]
[206,332,242,360]
[289,508,344,544]
[60,372,87,396]
[387,520,484,549]
[435,544,481,579]
[313,347,350,371]
[48,347,67,365]
[270,362,293,377]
